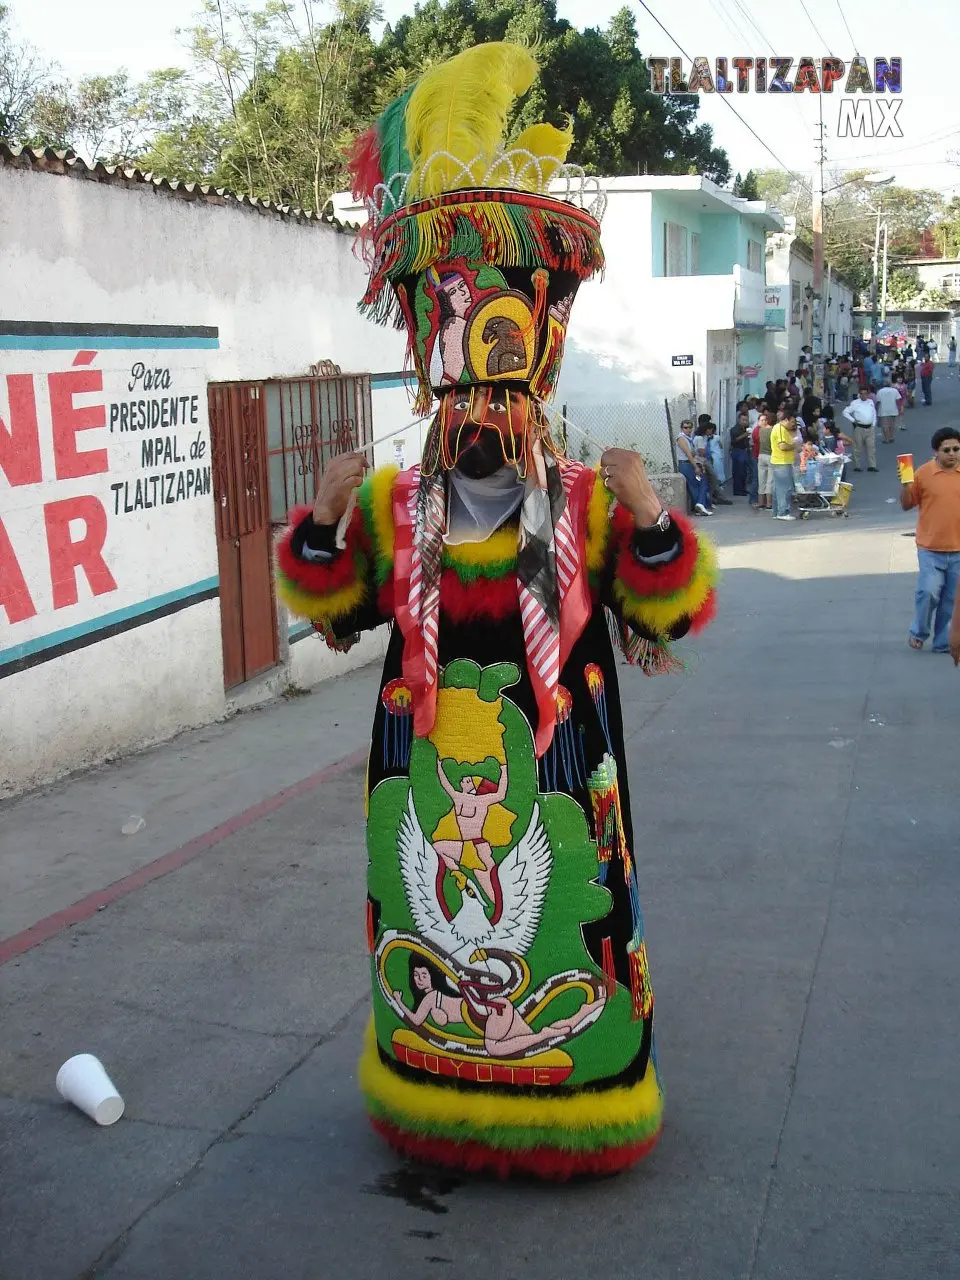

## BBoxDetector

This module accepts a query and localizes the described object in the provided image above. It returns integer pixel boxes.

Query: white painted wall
[1,168,407,382]
[0,165,410,796]
[765,231,855,375]
[765,233,812,374]
[900,258,960,294]
[556,189,701,407]
[554,183,777,436]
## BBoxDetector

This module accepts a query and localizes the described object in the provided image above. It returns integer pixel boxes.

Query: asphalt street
[2,366,959,1280]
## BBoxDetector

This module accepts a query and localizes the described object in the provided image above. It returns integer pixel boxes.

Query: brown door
[208,382,279,689]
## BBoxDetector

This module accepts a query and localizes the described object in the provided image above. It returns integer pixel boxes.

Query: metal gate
[208,382,279,689]
[263,374,373,523]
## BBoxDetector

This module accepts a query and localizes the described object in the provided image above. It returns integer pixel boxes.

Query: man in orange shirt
[901,427,960,652]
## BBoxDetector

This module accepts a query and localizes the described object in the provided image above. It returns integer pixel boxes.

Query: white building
[338,176,783,459]
[896,256,960,299]
[0,146,416,797]
[765,222,856,374]
[548,176,783,437]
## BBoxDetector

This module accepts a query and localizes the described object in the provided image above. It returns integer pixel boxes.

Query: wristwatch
[638,508,671,533]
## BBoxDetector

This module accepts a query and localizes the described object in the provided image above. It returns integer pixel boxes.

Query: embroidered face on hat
[396,257,581,404]
[347,42,605,416]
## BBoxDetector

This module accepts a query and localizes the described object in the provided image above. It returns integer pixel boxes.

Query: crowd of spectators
[675,337,944,520]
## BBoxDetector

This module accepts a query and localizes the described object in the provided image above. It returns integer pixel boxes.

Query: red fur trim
[275,507,363,595]
[688,586,717,634]
[611,502,635,538]
[371,1117,661,1181]
[615,510,699,598]
[439,569,519,622]
[377,580,395,617]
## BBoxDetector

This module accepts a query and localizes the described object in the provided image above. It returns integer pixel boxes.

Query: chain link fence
[555,393,698,474]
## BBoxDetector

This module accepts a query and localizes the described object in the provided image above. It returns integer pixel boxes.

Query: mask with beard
[451,424,515,478]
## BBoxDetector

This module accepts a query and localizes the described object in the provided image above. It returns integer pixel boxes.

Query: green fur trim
[441,552,517,583]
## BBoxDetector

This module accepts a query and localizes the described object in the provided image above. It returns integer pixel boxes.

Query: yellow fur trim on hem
[586,470,615,576]
[613,532,718,636]
[275,573,368,624]
[358,1019,662,1136]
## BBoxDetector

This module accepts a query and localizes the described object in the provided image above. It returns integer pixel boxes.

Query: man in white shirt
[842,388,879,471]
[747,397,760,428]
[875,382,902,443]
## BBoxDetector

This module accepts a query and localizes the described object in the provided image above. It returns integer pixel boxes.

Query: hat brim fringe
[360,189,604,329]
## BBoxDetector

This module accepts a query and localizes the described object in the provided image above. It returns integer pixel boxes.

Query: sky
[12,0,960,201]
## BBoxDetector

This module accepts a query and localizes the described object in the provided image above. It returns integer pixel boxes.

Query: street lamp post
[863,174,896,352]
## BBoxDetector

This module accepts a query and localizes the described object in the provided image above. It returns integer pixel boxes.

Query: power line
[726,0,775,47]
[725,0,814,138]
[635,0,806,184]
[837,124,960,164]
[711,0,754,52]
[797,0,834,57]
[834,0,859,54]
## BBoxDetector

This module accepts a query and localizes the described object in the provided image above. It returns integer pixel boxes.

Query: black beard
[452,427,510,479]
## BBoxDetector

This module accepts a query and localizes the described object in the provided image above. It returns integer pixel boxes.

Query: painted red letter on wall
[49,361,108,480]
[0,374,42,487]
[44,496,117,609]
[0,517,37,623]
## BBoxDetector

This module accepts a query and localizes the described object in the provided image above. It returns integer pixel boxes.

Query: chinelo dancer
[274,41,717,1180]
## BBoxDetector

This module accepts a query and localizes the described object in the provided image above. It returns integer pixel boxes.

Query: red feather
[346,127,383,202]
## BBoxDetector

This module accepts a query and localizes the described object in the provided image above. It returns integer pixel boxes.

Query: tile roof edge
[0,142,359,234]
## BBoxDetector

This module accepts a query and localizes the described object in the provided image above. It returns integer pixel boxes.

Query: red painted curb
[0,746,368,967]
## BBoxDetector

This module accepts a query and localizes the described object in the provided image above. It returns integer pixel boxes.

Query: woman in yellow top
[770,414,798,521]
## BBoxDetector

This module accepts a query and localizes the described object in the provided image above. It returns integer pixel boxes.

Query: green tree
[377,0,730,182]
[179,0,382,210]
[927,196,960,259]
[733,168,759,199]
[885,267,921,306]
[3,0,729,204]
[754,168,946,303]
[0,3,53,138]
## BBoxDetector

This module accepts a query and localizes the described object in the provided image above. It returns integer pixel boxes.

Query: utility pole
[870,206,882,353]
[811,88,826,395]
[880,223,889,324]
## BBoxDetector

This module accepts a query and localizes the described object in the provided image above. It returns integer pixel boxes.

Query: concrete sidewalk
[2,378,959,1280]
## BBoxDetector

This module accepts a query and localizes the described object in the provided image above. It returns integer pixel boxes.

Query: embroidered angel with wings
[381,791,605,1059]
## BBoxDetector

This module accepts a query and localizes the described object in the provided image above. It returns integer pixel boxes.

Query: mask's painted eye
[454,397,470,411]
[488,398,507,413]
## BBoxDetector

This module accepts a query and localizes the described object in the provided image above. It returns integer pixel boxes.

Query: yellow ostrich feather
[405,42,539,199]
[511,120,575,189]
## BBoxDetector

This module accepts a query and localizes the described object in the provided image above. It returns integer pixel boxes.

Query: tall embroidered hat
[347,42,606,417]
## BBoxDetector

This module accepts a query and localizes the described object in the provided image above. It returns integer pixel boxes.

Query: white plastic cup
[56,1054,125,1126]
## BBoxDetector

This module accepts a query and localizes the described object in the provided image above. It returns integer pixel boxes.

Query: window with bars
[664,221,689,276]
[690,232,701,275]
[264,374,373,524]
[747,239,763,273]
